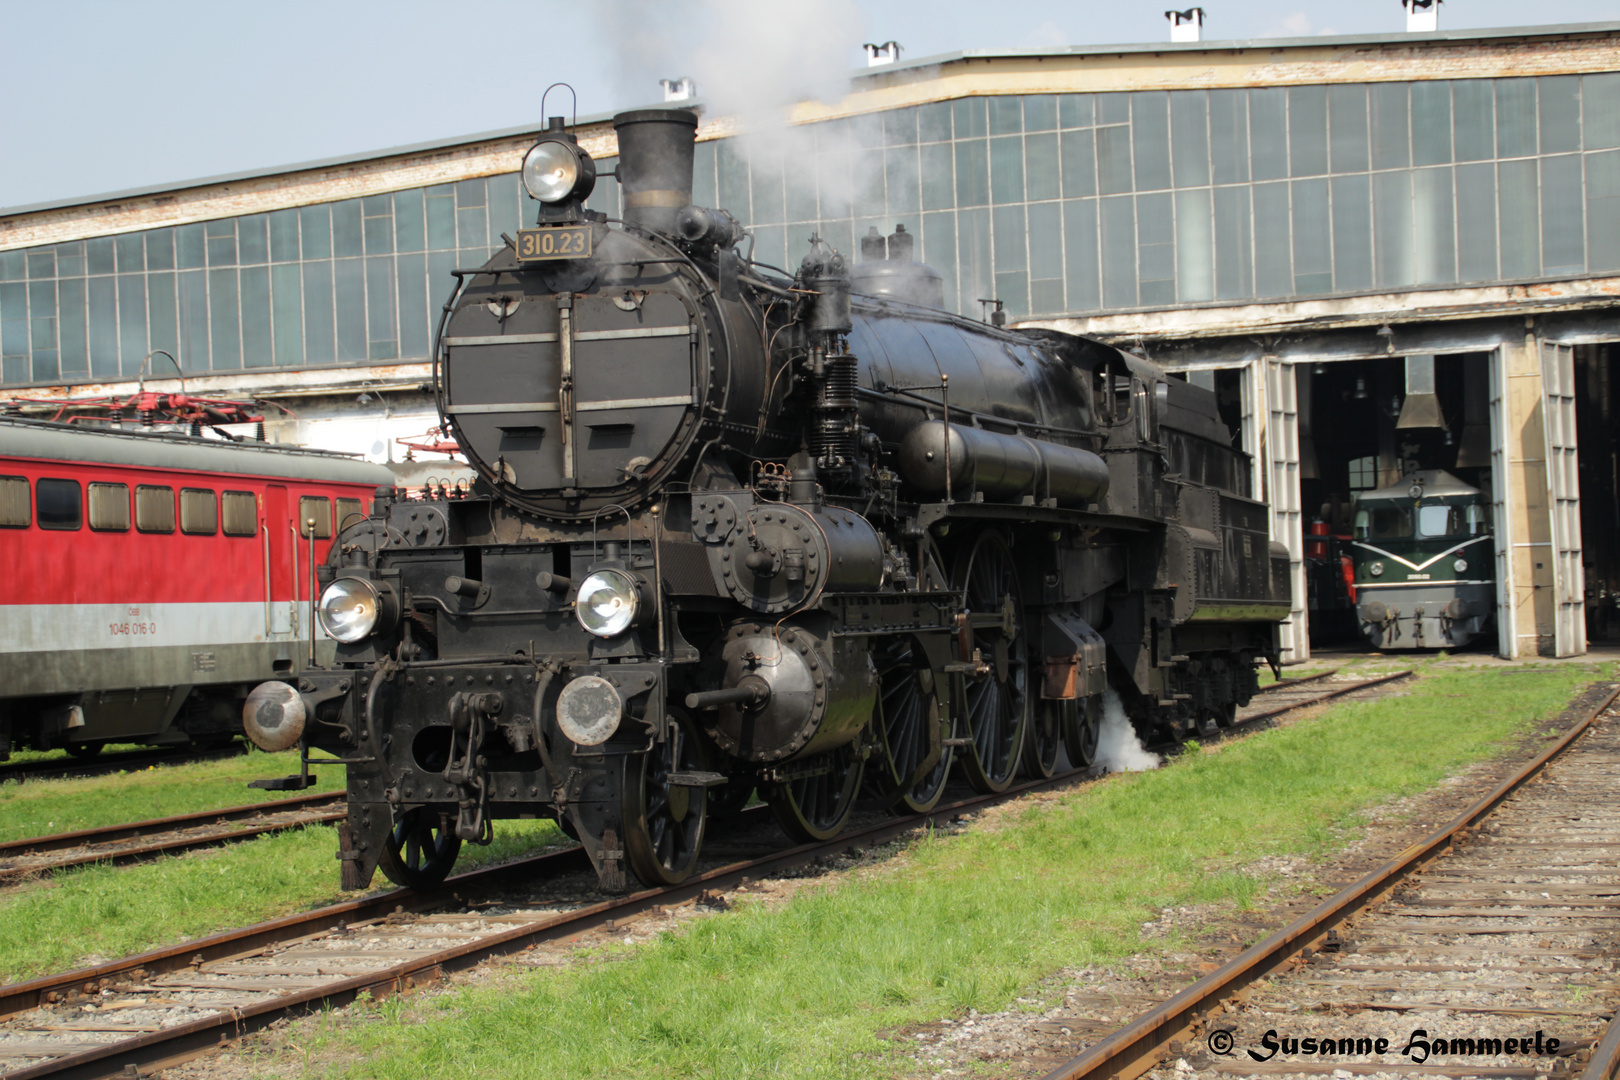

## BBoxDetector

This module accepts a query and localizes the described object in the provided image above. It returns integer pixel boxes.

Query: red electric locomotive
[0,415,393,760]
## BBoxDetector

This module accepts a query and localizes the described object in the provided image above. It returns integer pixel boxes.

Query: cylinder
[897,421,1110,506]
[613,109,699,234]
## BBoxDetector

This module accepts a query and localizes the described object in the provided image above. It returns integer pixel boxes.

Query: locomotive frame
[244,108,1290,893]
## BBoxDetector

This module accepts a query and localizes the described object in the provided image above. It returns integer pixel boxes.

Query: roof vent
[660,77,696,102]
[863,41,902,67]
[1165,8,1204,42]
[1402,0,1439,32]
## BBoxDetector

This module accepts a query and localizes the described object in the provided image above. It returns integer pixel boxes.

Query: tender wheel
[1023,698,1063,779]
[870,635,951,814]
[1062,695,1100,768]
[951,531,1031,794]
[623,712,708,887]
[65,742,105,759]
[377,807,462,890]
[768,741,865,843]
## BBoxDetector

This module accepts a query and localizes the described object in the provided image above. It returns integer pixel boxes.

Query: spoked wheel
[378,807,462,890]
[623,712,708,887]
[951,531,1031,794]
[1022,699,1063,779]
[1062,695,1101,769]
[768,741,865,843]
[870,635,951,813]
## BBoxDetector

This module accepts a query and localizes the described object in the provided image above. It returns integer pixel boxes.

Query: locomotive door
[1264,360,1307,662]
[1542,341,1585,656]
[263,485,295,636]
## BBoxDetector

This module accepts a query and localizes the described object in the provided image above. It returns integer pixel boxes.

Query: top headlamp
[522,138,595,205]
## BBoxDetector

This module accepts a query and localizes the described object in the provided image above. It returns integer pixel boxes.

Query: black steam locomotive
[243,109,1290,893]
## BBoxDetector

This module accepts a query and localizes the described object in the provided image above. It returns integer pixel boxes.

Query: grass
[0,746,346,844]
[290,661,1603,1080]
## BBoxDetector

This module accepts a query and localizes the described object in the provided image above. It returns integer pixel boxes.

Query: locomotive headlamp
[1368,561,1385,577]
[522,138,596,205]
[575,569,640,637]
[318,578,384,643]
[1454,557,1468,573]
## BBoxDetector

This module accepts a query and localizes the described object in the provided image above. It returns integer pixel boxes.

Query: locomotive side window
[0,476,28,527]
[1466,503,1491,535]
[335,497,363,532]
[37,479,83,531]
[136,485,176,533]
[298,496,333,539]
[89,483,131,531]
[180,489,218,535]
[222,491,258,536]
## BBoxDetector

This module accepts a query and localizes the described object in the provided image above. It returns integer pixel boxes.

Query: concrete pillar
[1495,333,1561,657]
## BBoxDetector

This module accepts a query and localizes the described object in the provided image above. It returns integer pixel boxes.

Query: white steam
[1094,689,1161,773]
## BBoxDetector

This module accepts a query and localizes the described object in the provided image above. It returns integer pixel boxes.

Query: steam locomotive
[243,108,1290,893]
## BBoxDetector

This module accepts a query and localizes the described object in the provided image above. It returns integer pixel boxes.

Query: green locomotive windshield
[1355,499,1491,541]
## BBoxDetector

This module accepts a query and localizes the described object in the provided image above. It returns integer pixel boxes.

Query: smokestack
[863,41,902,67]
[660,77,696,103]
[1403,0,1439,32]
[612,109,699,235]
[1165,8,1205,42]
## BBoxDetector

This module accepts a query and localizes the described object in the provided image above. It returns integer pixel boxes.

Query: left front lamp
[522,137,596,204]
[319,578,387,642]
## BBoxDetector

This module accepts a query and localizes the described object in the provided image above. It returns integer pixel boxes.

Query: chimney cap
[660,77,696,102]
[1403,0,1440,32]
[863,41,902,66]
[1164,8,1205,43]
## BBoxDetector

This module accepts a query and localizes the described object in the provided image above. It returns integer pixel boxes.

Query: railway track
[0,793,346,883]
[1033,680,1620,1080]
[0,670,1425,1079]
[0,745,247,786]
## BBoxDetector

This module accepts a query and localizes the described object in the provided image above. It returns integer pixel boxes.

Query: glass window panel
[237,216,268,264]
[989,135,1025,203]
[1031,276,1063,315]
[1291,178,1331,293]
[920,143,956,210]
[1253,180,1292,297]
[586,165,619,221]
[854,148,885,219]
[456,203,488,252]
[1330,174,1372,291]
[55,241,86,278]
[37,479,81,531]
[28,282,54,348]
[992,204,1027,271]
[954,139,989,206]
[115,233,143,273]
[918,102,951,142]
[751,151,787,225]
[1328,85,1369,174]
[428,251,456,316]
[177,270,208,372]
[240,265,272,367]
[1028,200,1062,281]
[455,177,485,208]
[301,261,335,364]
[1096,93,1128,125]
[58,277,86,377]
[1412,82,1453,166]
[487,174,522,247]
[268,208,299,262]
[26,250,55,280]
[989,97,1022,136]
[180,489,217,535]
[1371,83,1411,170]
[1539,75,1581,153]
[1138,191,1174,305]
[366,256,397,361]
[693,142,717,208]
[816,221,853,268]
[1024,133,1060,201]
[1585,73,1620,151]
[1452,80,1494,162]
[922,211,958,312]
[0,252,21,281]
[885,146,920,214]
[954,97,987,138]
[331,200,363,258]
[207,269,239,370]
[1413,166,1456,284]
[718,141,750,219]
[853,115,885,151]
[884,106,918,146]
[1541,154,1584,274]
[135,485,174,534]
[206,220,238,266]
[994,270,1029,319]
[1455,162,1500,281]
[362,194,395,255]
[1132,92,1171,192]
[815,126,852,219]
[0,477,25,525]
[1213,185,1253,300]
[29,349,56,385]
[1288,86,1328,178]
[1494,78,1537,158]
[116,274,147,375]
[785,156,817,223]
[1096,124,1133,194]
[89,483,129,531]
[1063,199,1100,312]
[1025,95,1057,133]
[396,252,427,359]
[1588,150,1620,273]
[958,207,992,316]
[1060,94,1094,129]
[1209,90,1250,186]
[271,263,303,367]
[1100,194,1137,308]
[221,491,256,536]
[1249,88,1288,181]
[88,236,116,275]
[334,259,366,362]
[299,205,332,259]
[147,272,177,362]
[1374,170,1414,287]
[299,497,333,538]
[336,498,363,532]
[1175,188,1214,302]
[1499,158,1540,278]
[425,189,456,250]
[1061,129,1097,198]
[1170,92,1210,188]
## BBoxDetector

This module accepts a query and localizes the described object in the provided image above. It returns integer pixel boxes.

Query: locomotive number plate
[515,226,592,261]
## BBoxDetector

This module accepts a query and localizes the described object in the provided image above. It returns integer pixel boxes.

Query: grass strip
[298,661,1601,1080]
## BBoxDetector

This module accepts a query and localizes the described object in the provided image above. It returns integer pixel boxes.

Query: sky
[2,0,1618,212]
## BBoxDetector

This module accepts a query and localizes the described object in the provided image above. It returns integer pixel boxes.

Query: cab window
[1467,503,1490,535]
[1368,507,1412,539]
[1416,504,1459,538]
